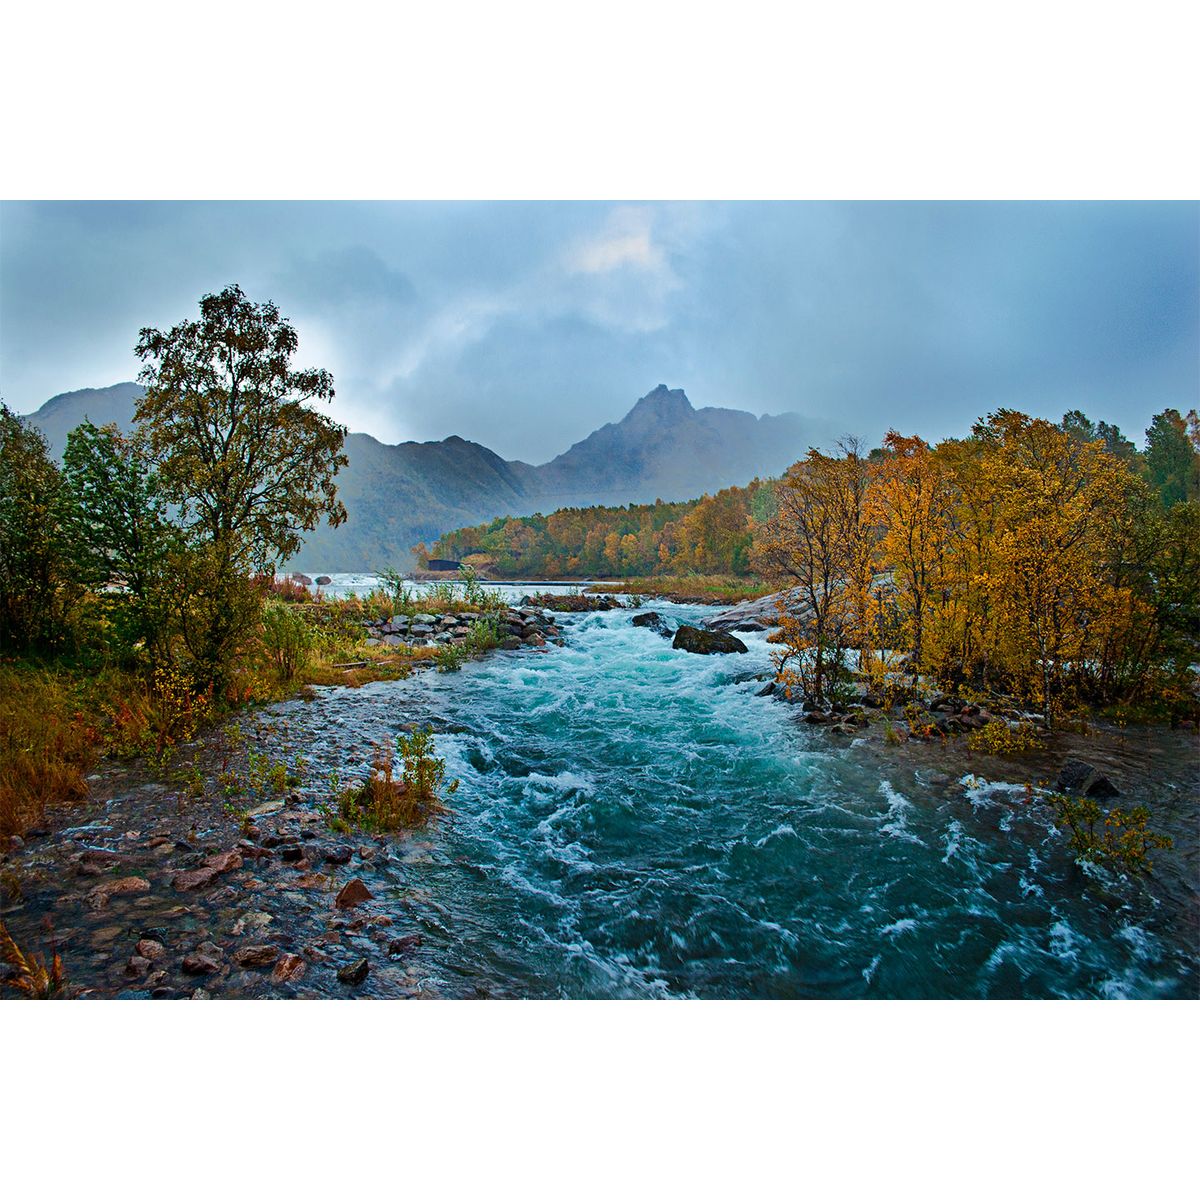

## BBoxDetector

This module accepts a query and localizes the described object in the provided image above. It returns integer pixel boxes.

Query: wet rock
[335,878,373,908]
[172,865,219,891]
[233,944,280,968]
[206,849,243,874]
[387,934,423,958]
[136,938,165,960]
[1055,759,1121,798]
[86,875,151,909]
[337,957,370,985]
[703,589,807,633]
[672,625,748,655]
[280,845,305,863]
[181,952,221,975]
[500,636,522,650]
[293,872,330,889]
[315,575,332,586]
[324,845,353,865]
[271,953,306,984]
[632,611,674,638]
[150,986,179,999]
[230,912,273,935]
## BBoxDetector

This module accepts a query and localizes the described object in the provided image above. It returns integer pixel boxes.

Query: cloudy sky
[1,201,1195,461]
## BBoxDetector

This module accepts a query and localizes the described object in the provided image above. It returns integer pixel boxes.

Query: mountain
[23,383,810,571]
[24,383,144,458]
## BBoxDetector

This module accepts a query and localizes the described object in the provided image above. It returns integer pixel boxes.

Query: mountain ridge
[23,382,811,571]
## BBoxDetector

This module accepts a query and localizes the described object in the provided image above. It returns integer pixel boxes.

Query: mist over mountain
[25,383,810,571]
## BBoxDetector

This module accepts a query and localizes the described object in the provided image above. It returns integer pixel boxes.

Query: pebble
[337,957,370,985]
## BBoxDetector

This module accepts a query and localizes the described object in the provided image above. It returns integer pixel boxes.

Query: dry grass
[0,918,66,998]
[587,575,775,604]
[0,668,98,839]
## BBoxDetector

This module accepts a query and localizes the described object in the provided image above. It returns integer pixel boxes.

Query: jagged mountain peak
[23,381,809,570]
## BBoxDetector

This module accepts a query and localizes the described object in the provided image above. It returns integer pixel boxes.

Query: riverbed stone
[181,952,221,975]
[1055,759,1121,798]
[335,878,373,908]
[86,875,151,909]
[337,957,370,985]
[271,953,306,983]
[672,625,748,655]
[233,943,280,968]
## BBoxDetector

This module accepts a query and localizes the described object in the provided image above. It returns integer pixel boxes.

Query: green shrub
[260,602,314,680]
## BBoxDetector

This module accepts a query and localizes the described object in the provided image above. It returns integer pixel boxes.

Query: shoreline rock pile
[360,606,565,650]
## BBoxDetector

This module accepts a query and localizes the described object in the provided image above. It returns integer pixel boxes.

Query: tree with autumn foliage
[754,443,873,705]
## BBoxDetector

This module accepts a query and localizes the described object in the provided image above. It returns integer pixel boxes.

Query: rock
[672,625,748,655]
[703,589,808,633]
[245,799,285,818]
[86,875,151,909]
[324,845,353,865]
[181,953,221,975]
[205,849,243,874]
[136,938,165,960]
[271,953,306,984]
[315,575,332,585]
[172,865,219,891]
[1055,759,1121,799]
[293,872,330,889]
[337,958,370,985]
[289,573,313,586]
[756,681,778,697]
[335,878,373,908]
[500,636,522,650]
[233,944,280,968]
[280,845,305,863]
[231,912,272,936]
[125,955,150,977]
[632,611,674,637]
[387,935,423,957]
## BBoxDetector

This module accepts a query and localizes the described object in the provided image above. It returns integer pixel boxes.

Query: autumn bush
[327,728,458,833]
[1046,792,1173,874]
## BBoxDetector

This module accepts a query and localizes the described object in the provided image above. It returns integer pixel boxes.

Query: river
[246,598,1199,998]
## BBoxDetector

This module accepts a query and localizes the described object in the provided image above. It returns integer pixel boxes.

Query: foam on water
[257,599,1197,998]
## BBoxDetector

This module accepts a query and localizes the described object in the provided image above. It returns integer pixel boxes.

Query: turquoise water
[273,602,1199,998]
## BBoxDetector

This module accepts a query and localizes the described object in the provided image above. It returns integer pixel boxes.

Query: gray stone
[672,625,748,655]
[1055,759,1121,798]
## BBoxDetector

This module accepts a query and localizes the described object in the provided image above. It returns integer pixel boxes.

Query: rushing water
[262,601,1198,999]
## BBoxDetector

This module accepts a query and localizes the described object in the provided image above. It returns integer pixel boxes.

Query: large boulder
[672,625,748,655]
[1055,759,1121,798]
[704,589,811,633]
[632,611,674,638]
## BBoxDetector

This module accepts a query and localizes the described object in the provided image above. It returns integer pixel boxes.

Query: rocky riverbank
[0,606,581,1000]
[360,605,565,650]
